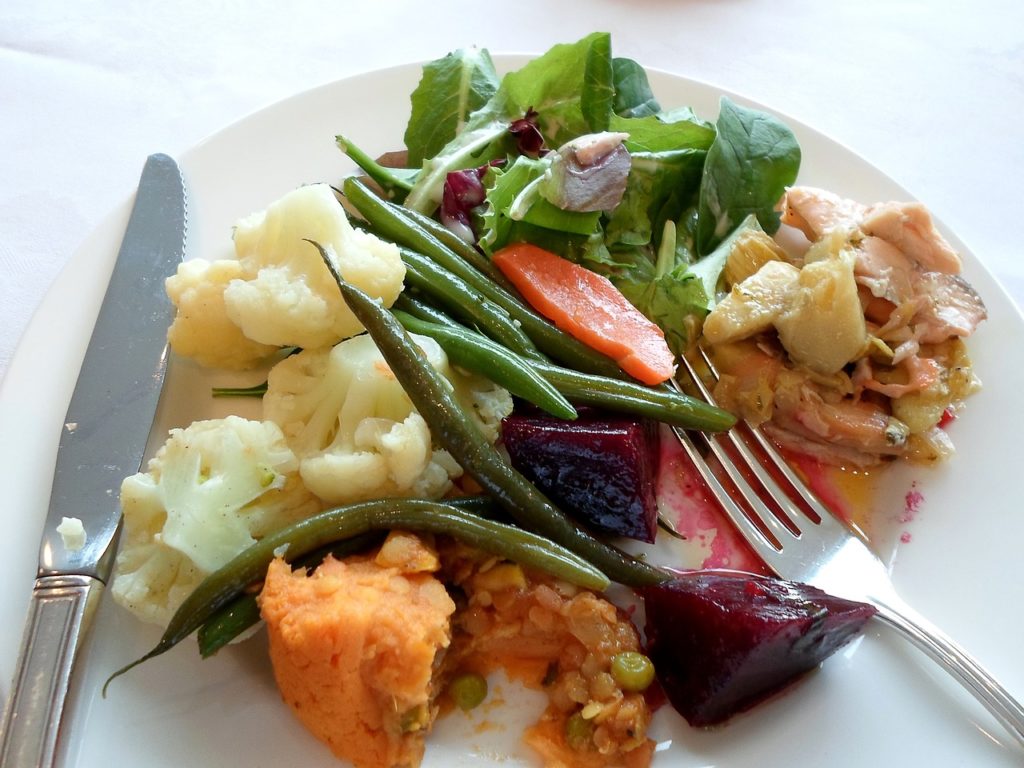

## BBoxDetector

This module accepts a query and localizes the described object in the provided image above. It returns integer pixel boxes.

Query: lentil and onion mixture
[440,541,656,768]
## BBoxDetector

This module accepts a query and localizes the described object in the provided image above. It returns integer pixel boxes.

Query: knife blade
[0,153,187,768]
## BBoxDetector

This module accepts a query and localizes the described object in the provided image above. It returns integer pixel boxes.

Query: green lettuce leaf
[507,223,614,267]
[403,32,617,214]
[479,156,604,258]
[611,108,715,153]
[692,214,767,311]
[479,156,545,252]
[604,148,706,248]
[601,110,714,249]
[522,199,602,236]
[403,119,510,213]
[499,31,615,145]
[404,47,500,167]
[609,212,756,355]
[610,232,709,357]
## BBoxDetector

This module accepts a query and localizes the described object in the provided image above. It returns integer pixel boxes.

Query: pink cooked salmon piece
[779,186,960,273]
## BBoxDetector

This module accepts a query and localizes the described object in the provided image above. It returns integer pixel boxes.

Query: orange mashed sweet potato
[259,534,653,768]
[259,533,455,768]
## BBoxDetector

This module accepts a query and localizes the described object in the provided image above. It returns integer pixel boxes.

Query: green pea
[448,672,488,711]
[400,704,429,733]
[610,651,656,692]
[565,711,594,751]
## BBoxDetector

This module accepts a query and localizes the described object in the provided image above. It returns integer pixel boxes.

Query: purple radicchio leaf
[440,160,503,243]
[509,108,547,158]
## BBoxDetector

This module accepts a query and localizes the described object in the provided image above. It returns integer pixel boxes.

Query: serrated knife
[0,153,187,768]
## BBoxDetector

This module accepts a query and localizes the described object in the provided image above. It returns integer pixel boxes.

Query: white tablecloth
[2,0,1022,387]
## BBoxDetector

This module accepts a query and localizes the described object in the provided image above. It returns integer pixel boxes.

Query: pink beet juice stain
[897,481,925,543]
[655,426,917,571]
[901,482,924,524]
[656,427,767,574]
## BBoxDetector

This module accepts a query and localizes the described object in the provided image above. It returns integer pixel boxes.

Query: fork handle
[874,598,1024,746]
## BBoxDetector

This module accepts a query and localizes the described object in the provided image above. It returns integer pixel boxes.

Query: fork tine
[663,336,869,578]
[690,343,879,550]
[665,421,792,575]
[664,353,823,574]
[678,350,817,533]
[692,343,836,523]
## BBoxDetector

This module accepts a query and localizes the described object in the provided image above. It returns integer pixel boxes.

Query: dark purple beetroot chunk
[501,412,659,543]
[642,570,877,726]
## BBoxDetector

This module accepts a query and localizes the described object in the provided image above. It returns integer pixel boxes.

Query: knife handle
[0,575,103,768]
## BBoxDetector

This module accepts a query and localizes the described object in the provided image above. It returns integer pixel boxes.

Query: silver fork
[668,343,1024,746]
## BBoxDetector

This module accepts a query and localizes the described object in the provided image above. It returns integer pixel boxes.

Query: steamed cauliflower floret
[166,258,280,369]
[225,183,405,349]
[164,183,405,369]
[111,416,320,626]
[263,333,512,505]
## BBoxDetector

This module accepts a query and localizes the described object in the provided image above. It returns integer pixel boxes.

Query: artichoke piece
[703,260,800,345]
[723,227,788,287]
[774,250,867,375]
[891,339,981,433]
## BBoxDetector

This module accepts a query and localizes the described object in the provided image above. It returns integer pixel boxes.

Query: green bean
[196,593,260,658]
[437,493,502,517]
[200,494,495,658]
[209,349,300,399]
[211,382,267,398]
[208,309,731,432]
[336,135,415,202]
[393,293,462,328]
[344,177,625,378]
[394,310,576,420]
[344,177,512,290]
[529,358,735,432]
[401,248,541,359]
[399,310,735,432]
[483,291,624,380]
[104,498,606,692]
[317,247,668,588]
[403,207,517,294]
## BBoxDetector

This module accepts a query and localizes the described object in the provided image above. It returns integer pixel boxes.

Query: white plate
[1,58,1022,767]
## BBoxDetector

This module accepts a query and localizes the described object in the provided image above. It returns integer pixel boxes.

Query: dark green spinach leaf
[611,57,661,118]
[696,97,800,256]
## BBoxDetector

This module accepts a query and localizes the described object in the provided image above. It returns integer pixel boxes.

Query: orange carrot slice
[492,243,676,385]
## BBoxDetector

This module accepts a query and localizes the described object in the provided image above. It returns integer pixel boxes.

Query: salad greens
[404,47,500,167]
[338,32,801,352]
[696,98,801,256]
[610,57,661,119]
